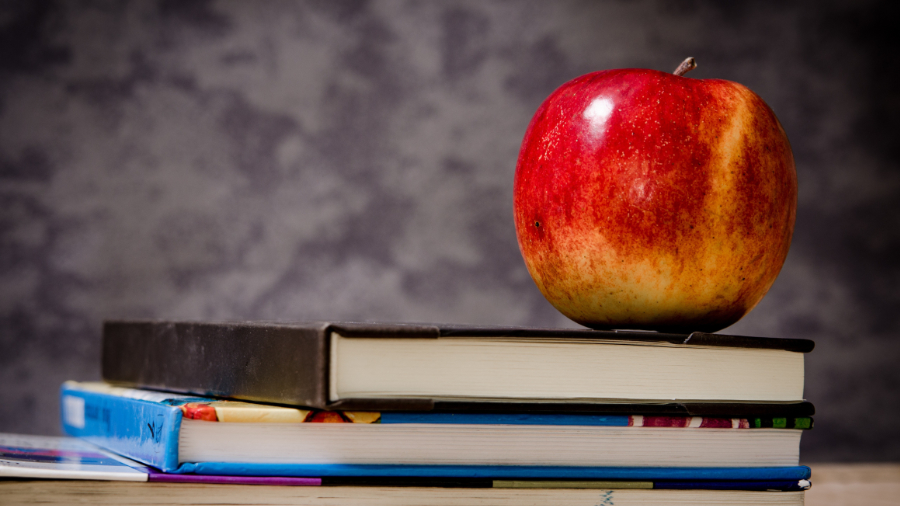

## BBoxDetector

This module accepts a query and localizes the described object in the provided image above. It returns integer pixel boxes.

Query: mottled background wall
[1,0,898,461]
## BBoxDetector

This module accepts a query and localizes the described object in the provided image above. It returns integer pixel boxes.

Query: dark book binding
[101,320,814,416]
[318,477,811,491]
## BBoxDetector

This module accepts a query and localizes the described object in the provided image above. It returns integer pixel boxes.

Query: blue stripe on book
[378,412,632,426]
[176,463,812,481]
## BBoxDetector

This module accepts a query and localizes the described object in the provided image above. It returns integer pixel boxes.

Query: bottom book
[152,473,811,492]
[0,479,805,506]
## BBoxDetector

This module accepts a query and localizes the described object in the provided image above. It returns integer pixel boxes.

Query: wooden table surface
[804,463,900,505]
[0,463,897,505]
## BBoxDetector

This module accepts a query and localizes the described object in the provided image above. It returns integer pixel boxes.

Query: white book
[0,433,148,481]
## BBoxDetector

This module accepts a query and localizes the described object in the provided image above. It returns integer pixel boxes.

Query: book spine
[102,321,330,409]
[60,383,182,472]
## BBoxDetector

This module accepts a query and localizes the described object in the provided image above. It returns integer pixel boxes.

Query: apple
[513,58,796,332]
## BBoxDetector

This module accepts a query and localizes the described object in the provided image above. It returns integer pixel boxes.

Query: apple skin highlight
[513,68,797,332]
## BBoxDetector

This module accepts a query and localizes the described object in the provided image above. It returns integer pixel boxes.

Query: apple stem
[673,57,697,77]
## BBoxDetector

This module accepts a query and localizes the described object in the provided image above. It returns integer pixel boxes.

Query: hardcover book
[60,381,811,480]
[101,320,814,415]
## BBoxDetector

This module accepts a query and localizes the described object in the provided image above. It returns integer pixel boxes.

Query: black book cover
[101,320,814,416]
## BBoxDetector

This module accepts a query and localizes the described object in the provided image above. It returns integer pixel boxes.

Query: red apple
[513,58,796,332]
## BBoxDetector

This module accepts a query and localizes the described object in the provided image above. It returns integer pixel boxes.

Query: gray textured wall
[1,0,898,461]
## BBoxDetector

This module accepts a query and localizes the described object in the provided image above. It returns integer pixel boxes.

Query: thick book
[101,320,814,415]
[60,382,811,480]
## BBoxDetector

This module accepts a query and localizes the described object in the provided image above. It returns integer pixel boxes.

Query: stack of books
[53,320,814,504]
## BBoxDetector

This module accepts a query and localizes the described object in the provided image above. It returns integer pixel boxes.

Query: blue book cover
[60,381,811,480]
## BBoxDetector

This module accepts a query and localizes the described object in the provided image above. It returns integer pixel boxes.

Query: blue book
[61,382,810,480]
